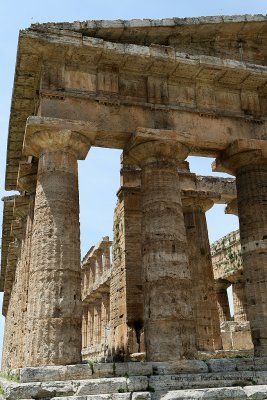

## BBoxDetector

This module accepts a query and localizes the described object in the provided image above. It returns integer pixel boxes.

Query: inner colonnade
[1,16,267,371]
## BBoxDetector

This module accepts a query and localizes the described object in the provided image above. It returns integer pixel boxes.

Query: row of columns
[82,238,112,299]
[82,294,110,351]
[2,126,267,367]
[112,149,222,360]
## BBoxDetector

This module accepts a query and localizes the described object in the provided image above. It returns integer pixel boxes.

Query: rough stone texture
[232,281,249,322]
[214,280,231,322]
[213,139,267,356]
[22,129,90,367]
[81,237,112,361]
[2,14,267,372]
[1,195,34,371]
[183,196,222,352]
[236,164,267,357]
[220,322,254,351]
[212,230,243,284]
[109,162,144,359]
[128,140,196,361]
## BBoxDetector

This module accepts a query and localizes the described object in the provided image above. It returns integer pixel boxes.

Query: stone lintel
[213,139,267,175]
[117,165,236,205]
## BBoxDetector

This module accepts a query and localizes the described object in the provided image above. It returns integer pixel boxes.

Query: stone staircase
[1,358,267,399]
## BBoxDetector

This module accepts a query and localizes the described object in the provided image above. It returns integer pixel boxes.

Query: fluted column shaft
[236,164,267,354]
[214,139,267,356]
[23,128,91,366]
[128,140,196,361]
[183,200,222,351]
[88,304,94,346]
[232,280,248,321]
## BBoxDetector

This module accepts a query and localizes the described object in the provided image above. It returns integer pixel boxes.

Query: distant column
[182,192,222,351]
[233,281,248,321]
[215,280,231,322]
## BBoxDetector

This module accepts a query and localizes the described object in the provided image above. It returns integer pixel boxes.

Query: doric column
[93,299,102,346]
[1,239,20,370]
[232,281,248,321]
[88,304,94,346]
[82,305,88,349]
[215,280,231,322]
[128,140,196,361]
[23,127,91,366]
[101,293,110,350]
[214,139,267,356]
[182,191,222,351]
[110,159,144,358]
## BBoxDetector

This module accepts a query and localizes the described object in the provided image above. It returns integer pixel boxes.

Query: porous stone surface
[183,196,221,352]
[128,141,196,361]
[24,147,84,367]
[236,165,267,357]
[2,13,267,371]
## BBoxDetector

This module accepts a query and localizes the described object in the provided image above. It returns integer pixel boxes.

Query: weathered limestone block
[163,387,247,399]
[182,191,222,351]
[126,376,148,392]
[115,362,153,377]
[128,139,196,361]
[20,364,93,383]
[214,139,267,356]
[152,360,208,375]
[131,392,151,400]
[76,377,127,396]
[218,321,254,351]
[23,127,91,366]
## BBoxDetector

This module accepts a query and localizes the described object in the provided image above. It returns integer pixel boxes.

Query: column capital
[13,195,30,219]
[225,198,238,216]
[17,162,37,193]
[23,126,91,160]
[182,190,219,212]
[212,139,267,176]
[126,139,189,167]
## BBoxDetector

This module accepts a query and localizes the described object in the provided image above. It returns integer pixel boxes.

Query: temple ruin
[1,14,267,400]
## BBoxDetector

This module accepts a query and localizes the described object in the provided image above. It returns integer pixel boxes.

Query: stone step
[0,376,148,400]
[159,385,267,399]
[17,358,267,383]
[50,393,151,400]
[1,371,267,400]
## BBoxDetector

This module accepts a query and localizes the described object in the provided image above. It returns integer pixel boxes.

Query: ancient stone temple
[1,14,267,400]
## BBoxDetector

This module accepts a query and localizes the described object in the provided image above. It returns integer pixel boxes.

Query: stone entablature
[4,15,267,192]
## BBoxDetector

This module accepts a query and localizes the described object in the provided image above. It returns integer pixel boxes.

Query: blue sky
[0,0,266,364]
